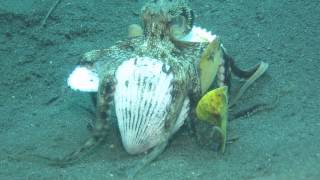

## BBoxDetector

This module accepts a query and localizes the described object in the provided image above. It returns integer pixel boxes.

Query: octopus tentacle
[51,75,116,166]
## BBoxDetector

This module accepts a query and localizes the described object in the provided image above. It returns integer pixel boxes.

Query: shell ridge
[142,68,173,143]
[130,69,140,144]
[126,60,136,142]
[125,70,133,144]
[172,97,190,134]
[115,59,135,146]
[135,74,149,144]
[135,60,168,147]
[115,64,127,142]
[136,77,156,144]
[134,75,144,144]
[136,90,153,145]
[136,69,160,145]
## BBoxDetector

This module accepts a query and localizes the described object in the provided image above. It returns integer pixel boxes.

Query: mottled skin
[55,0,263,177]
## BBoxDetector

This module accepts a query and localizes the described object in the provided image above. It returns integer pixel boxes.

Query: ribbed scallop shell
[114,57,189,154]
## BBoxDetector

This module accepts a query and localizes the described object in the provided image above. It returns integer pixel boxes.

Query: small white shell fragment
[67,66,99,92]
[114,57,188,154]
[178,26,217,43]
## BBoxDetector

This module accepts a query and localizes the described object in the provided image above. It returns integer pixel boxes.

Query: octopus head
[141,0,194,40]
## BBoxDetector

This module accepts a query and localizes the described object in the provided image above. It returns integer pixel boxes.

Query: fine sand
[1,0,319,179]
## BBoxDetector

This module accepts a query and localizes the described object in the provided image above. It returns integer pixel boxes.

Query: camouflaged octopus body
[63,1,269,177]
[79,34,206,152]
[74,0,206,154]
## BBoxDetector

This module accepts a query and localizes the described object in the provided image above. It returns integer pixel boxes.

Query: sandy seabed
[0,0,319,179]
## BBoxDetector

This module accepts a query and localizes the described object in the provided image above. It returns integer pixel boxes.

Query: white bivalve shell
[114,57,189,154]
[67,66,99,92]
[178,26,217,43]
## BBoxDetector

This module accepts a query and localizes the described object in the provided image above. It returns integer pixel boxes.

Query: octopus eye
[169,7,194,39]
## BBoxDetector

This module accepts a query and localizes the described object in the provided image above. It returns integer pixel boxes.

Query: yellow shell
[128,24,143,38]
[196,86,228,152]
[196,86,227,123]
[199,38,223,95]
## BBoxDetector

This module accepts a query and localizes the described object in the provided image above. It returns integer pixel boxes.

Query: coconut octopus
[61,0,268,177]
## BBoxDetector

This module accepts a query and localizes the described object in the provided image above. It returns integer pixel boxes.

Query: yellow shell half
[199,38,223,95]
[196,86,228,152]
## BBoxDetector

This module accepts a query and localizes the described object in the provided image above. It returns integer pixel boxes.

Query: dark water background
[0,0,319,179]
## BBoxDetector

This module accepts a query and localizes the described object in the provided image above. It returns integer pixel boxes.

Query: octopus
[58,0,268,177]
